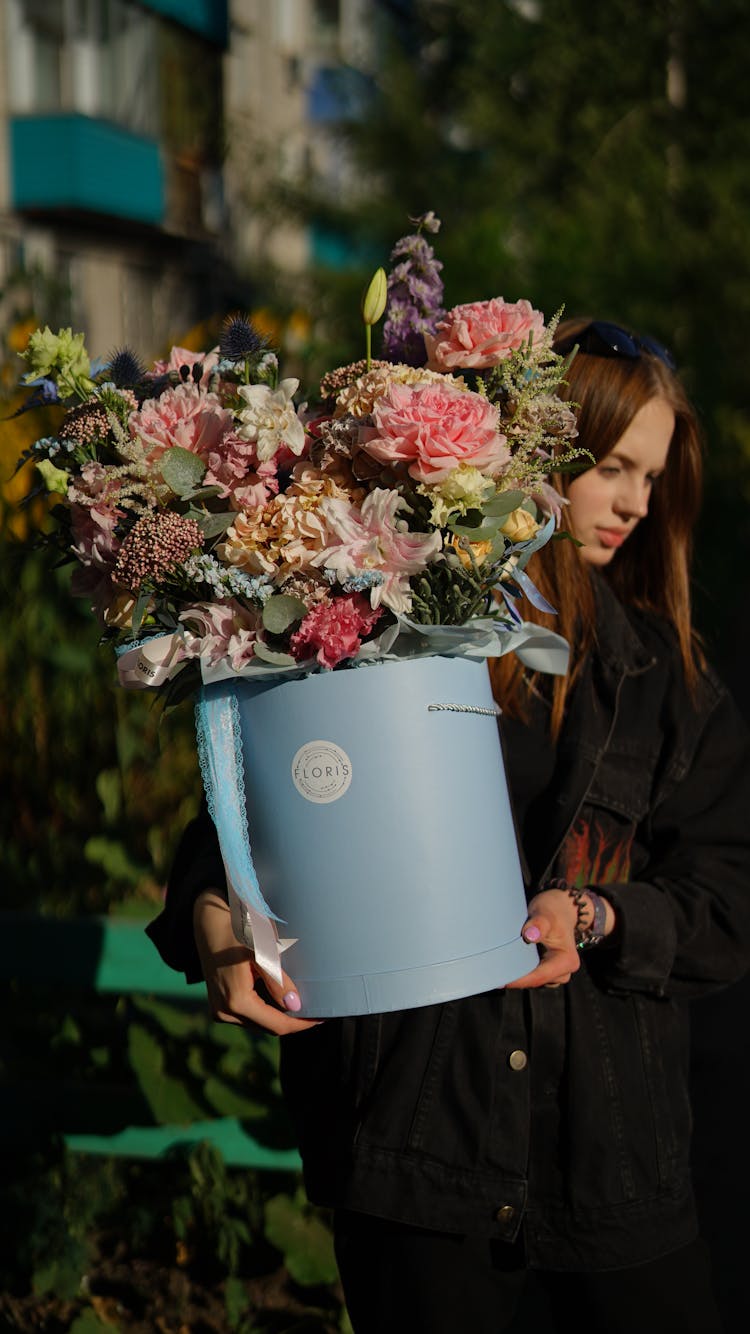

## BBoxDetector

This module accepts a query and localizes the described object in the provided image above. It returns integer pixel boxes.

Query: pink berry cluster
[60,402,112,446]
[114,511,203,590]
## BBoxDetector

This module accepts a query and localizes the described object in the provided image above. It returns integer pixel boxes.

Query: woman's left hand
[505,886,582,989]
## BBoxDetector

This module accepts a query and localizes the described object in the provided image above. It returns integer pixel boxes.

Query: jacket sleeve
[593,684,750,999]
[145,803,226,983]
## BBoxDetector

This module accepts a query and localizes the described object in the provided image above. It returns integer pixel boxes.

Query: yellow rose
[499,507,539,543]
[447,535,493,569]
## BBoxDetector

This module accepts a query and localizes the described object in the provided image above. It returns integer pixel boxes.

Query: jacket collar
[589,574,656,676]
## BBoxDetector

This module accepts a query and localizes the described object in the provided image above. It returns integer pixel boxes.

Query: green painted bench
[1,911,301,1172]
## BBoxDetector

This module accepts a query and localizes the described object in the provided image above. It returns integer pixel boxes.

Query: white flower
[236,379,306,463]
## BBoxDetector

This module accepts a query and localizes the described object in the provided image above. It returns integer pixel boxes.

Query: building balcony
[140,0,228,47]
[9,114,165,226]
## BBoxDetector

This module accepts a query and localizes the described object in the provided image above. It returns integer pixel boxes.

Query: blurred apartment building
[0,0,372,360]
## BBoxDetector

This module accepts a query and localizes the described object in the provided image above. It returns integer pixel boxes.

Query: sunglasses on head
[555,320,677,372]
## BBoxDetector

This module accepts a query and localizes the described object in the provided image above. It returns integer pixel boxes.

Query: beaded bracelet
[542,878,607,949]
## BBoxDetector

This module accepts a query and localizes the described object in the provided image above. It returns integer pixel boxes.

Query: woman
[148,319,750,1333]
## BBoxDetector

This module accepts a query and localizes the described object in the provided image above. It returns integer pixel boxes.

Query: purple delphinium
[382,217,445,367]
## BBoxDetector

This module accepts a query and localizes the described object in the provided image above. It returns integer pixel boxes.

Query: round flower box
[200,654,533,1017]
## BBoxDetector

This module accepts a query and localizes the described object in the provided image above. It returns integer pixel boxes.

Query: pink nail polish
[284,990,302,1012]
[523,925,541,943]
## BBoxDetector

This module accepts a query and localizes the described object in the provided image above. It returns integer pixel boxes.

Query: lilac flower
[382,226,445,367]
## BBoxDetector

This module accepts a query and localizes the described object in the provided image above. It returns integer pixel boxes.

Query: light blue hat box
[201,653,534,1017]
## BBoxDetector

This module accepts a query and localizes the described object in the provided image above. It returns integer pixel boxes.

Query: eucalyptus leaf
[449,516,503,539]
[550,530,584,546]
[490,534,511,560]
[192,511,236,539]
[180,484,223,502]
[262,594,307,635]
[482,489,525,516]
[252,642,297,667]
[160,446,206,495]
[129,589,151,640]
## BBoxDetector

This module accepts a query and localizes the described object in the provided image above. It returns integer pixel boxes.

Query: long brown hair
[490,317,704,734]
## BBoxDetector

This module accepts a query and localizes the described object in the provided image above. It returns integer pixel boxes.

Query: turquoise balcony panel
[10,116,165,225]
[140,0,228,45]
[309,222,381,272]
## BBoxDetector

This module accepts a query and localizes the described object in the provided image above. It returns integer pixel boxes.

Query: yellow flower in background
[0,389,58,539]
[250,307,282,345]
[8,318,36,355]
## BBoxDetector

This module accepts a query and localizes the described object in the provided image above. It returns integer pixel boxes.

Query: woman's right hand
[193,889,321,1035]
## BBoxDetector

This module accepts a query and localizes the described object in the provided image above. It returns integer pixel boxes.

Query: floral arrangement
[14,216,580,694]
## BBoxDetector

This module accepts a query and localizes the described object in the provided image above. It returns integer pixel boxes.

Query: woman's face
[567,396,674,567]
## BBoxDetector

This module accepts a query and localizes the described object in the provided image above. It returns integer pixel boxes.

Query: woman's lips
[595,528,629,548]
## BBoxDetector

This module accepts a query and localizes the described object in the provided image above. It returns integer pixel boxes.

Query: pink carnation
[203,432,296,511]
[360,380,508,483]
[128,384,233,465]
[424,298,545,370]
[290,593,383,669]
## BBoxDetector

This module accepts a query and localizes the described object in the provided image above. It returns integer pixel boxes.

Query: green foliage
[0,538,201,912]
[161,444,208,496]
[264,1191,339,1288]
[172,1141,256,1276]
[270,0,750,665]
[262,593,308,636]
[1,979,343,1324]
[0,1138,344,1328]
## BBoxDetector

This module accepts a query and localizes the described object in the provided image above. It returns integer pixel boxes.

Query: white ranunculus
[236,379,306,462]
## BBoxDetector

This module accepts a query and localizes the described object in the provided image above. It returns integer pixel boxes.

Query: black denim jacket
[147,578,750,1271]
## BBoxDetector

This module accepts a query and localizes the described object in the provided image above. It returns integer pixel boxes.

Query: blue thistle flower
[220,315,264,362]
[107,346,147,388]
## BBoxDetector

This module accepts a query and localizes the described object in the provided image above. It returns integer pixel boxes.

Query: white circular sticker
[292,740,353,804]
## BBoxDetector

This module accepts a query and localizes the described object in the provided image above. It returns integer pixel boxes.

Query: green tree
[305,0,750,661]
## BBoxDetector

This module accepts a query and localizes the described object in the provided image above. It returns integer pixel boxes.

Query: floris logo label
[292,741,352,804]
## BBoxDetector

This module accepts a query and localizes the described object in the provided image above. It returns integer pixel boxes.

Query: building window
[7,0,159,136]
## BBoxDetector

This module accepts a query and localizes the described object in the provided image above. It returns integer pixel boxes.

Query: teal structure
[10,114,164,224]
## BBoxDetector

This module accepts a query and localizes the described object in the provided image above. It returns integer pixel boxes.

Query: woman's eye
[598,466,620,477]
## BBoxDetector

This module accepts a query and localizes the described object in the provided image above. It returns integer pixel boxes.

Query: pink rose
[360,381,508,483]
[128,384,234,465]
[424,298,545,370]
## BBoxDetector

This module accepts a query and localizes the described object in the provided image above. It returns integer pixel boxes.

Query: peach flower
[424,298,545,370]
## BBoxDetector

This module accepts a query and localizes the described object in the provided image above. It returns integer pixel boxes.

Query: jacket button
[495,1204,516,1226]
[508,1049,528,1071]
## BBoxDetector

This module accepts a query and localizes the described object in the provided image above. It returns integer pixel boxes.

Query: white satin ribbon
[227,881,298,988]
[117,633,186,689]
